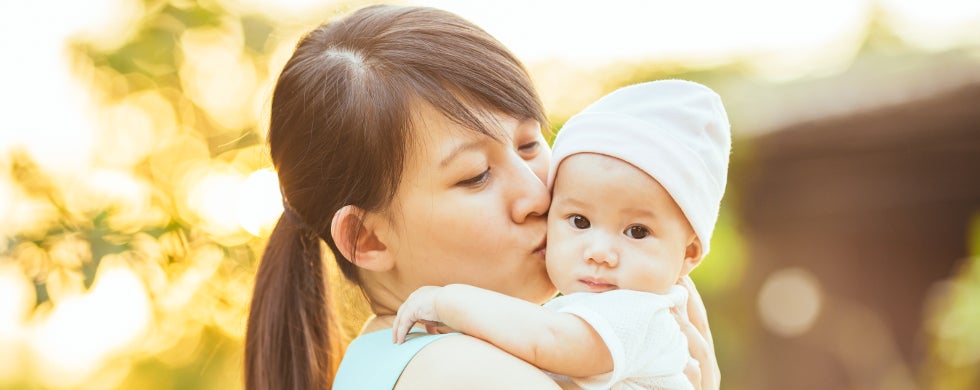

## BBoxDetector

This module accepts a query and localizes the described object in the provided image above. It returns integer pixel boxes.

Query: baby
[393,80,731,389]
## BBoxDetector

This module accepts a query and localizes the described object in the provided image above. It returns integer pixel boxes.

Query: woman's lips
[579,277,618,292]
[533,240,547,259]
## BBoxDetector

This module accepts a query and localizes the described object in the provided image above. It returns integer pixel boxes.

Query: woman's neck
[361,314,396,333]
[357,273,406,333]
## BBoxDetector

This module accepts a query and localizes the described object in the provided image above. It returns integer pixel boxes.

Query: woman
[245,4,719,389]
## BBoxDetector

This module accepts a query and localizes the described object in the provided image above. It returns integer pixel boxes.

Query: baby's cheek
[642,262,680,293]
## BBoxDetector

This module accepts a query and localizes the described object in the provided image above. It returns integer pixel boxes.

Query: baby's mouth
[579,277,618,292]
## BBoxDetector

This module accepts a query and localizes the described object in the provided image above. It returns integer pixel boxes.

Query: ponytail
[245,210,342,389]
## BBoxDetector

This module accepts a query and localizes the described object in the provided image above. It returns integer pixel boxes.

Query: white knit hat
[548,80,731,258]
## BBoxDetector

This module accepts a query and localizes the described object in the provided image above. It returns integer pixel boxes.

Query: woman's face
[374,105,556,306]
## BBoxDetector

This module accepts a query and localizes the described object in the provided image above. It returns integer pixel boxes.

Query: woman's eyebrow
[440,139,484,168]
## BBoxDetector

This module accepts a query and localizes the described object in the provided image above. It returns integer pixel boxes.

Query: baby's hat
[548,80,731,258]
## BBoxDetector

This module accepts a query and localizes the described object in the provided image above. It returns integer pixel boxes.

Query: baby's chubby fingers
[392,286,443,344]
[392,300,416,344]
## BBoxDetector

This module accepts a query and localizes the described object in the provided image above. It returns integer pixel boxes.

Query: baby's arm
[393,284,613,377]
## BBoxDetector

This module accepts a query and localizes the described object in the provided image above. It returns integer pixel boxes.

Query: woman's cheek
[531,156,550,184]
[441,192,498,245]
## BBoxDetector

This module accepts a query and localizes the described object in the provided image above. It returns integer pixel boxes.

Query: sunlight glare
[238,169,284,236]
[31,265,151,387]
[98,92,176,168]
[0,177,14,241]
[179,26,259,130]
[418,0,868,69]
[0,265,34,383]
[187,167,248,237]
[230,0,341,19]
[0,1,98,176]
[60,0,142,51]
[883,0,980,50]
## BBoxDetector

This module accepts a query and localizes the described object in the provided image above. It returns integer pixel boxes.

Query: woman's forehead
[409,105,529,158]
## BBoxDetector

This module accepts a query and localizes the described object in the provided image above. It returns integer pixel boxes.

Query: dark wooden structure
[734,83,980,389]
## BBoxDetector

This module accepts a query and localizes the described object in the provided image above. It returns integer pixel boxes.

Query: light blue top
[333,329,459,389]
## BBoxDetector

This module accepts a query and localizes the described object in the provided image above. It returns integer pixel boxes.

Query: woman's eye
[517,141,539,155]
[624,225,650,239]
[457,168,491,187]
[568,215,590,229]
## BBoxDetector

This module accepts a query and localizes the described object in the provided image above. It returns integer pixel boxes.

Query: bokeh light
[0,264,34,384]
[882,0,980,50]
[184,164,248,238]
[31,265,150,388]
[179,24,260,131]
[757,267,823,338]
[238,169,284,237]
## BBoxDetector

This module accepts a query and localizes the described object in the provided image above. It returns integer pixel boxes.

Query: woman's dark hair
[244,5,546,389]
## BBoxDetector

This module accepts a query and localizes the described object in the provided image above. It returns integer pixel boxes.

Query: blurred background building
[1,0,979,389]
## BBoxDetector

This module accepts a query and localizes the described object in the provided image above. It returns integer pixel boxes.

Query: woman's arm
[393,284,613,377]
[674,276,720,390]
[394,333,563,389]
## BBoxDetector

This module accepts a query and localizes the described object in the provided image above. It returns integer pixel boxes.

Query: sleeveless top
[333,329,459,389]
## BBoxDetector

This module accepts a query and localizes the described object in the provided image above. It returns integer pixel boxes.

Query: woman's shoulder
[333,329,455,389]
[396,333,561,389]
[334,328,560,389]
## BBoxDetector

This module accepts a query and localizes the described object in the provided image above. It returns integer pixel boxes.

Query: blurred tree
[1,1,299,388]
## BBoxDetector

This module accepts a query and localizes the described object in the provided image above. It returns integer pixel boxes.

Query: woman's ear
[680,234,703,277]
[330,205,394,272]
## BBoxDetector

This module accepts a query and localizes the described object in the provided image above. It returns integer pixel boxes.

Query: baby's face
[546,153,697,295]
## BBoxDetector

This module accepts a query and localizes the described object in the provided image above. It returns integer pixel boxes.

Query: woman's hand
[673,276,720,390]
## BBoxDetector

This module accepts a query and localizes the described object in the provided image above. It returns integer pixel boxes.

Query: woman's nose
[510,159,551,224]
[584,234,619,267]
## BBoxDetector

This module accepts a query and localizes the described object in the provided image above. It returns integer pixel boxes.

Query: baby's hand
[392,286,444,344]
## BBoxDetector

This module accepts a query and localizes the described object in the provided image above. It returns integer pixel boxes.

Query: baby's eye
[568,215,590,229]
[624,225,649,239]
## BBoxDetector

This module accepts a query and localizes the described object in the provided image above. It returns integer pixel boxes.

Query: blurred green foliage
[920,213,980,389]
[1,1,291,388]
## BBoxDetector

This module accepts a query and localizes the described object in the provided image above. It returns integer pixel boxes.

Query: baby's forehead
[550,154,683,209]
[550,152,663,188]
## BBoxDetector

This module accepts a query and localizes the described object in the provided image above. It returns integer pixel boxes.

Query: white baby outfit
[544,287,693,390]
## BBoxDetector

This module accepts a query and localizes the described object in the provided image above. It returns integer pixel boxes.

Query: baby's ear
[680,234,703,277]
[330,205,394,272]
